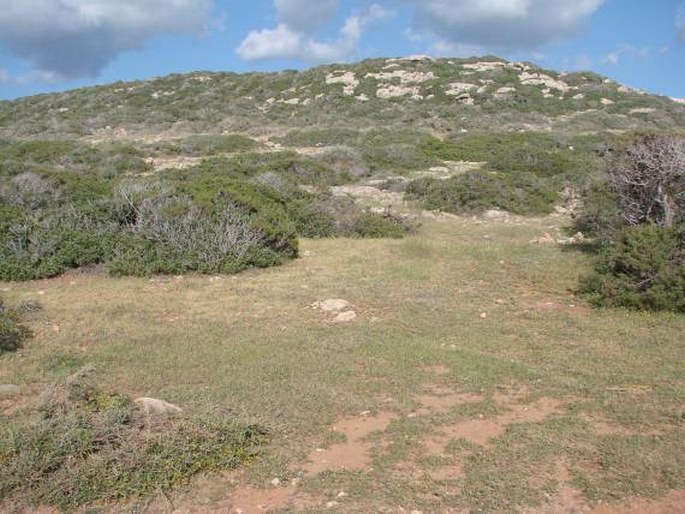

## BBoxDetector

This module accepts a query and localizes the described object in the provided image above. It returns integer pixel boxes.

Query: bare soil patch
[304,412,397,474]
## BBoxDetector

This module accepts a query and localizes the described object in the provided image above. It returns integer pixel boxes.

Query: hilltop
[1,55,683,140]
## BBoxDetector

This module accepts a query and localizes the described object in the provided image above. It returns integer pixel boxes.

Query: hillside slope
[1,56,683,140]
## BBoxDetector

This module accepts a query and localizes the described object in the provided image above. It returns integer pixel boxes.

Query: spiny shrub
[0,366,267,510]
[579,224,685,312]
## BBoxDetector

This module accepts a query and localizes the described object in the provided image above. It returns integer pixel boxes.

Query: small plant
[0,366,267,510]
[0,297,32,354]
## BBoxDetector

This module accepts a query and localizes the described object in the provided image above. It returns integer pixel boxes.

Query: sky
[0,0,684,101]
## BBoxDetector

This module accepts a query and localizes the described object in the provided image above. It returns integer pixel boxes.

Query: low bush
[0,141,414,281]
[579,224,685,312]
[406,170,558,215]
[0,367,267,510]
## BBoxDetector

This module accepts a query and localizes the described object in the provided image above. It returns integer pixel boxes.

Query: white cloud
[0,0,213,79]
[409,0,605,51]
[236,24,303,61]
[237,3,390,62]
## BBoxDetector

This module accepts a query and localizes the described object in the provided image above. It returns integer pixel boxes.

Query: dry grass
[1,214,684,512]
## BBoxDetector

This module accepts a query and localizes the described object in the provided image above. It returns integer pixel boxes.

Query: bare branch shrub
[607,134,685,227]
[129,196,265,265]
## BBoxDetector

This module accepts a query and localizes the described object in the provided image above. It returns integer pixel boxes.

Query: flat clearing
[2,214,683,513]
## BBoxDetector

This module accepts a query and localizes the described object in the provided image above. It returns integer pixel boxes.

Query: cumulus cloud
[409,0,605,51]
[0,0,213,79]
[237,3,389,62]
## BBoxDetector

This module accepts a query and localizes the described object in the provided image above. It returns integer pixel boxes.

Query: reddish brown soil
[303,412,397,474]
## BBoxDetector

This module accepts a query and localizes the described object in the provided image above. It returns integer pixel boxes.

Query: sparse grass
[1,214,683,511]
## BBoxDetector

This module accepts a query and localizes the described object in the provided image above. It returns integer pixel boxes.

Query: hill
[1,55,683,140]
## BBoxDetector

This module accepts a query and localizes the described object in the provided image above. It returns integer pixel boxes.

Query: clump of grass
[0,296,32,354]
[0,366,267,511]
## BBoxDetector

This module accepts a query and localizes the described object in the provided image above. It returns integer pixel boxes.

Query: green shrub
[0,298,32,353]
[572,180,624,242]
[0,367,267,510]
[579,224,685,312]
[406,170,558,215]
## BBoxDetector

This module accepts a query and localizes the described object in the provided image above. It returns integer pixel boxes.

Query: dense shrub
[0,367,267,510]
[576,134,685,311]
[0,142,415,280]
[572,180,623,242]
[406,170,558,215]
[579,224,685,312]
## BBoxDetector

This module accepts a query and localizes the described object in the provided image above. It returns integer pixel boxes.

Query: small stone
[313,299,350,313]
[326,501,339,509]
[479,312,487,319]
[271,478,281,487]
[331,310,357,323]
[360,410,371,416]
[337,491,348,498]
[540,233,555,244]
[134,397,183,416]
[495,299,505,304]
[37,290,45,295]
[411,510,424,514]
[0,384,21,397]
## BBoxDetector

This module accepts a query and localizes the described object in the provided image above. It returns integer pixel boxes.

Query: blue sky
[0,0,684,101]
